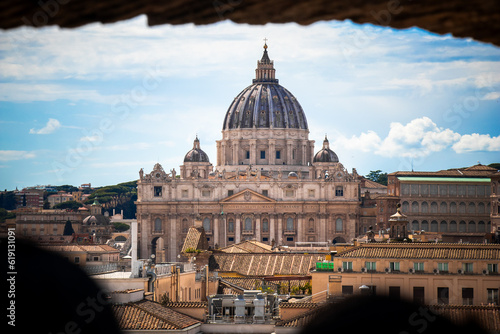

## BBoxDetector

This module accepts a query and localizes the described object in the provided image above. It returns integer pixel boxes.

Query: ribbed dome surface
[313,136,339,163]
[223,83,308,130]
[184,137,210,163]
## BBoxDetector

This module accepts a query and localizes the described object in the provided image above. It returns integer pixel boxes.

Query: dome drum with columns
[136,42,360,263]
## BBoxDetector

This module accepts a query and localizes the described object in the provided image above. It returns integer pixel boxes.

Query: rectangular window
[413,287,425,304]
[202,190,210,197]
[437,287,449,305]
[365,261,376,272]
[181,189,188,198]
[286,237,294,242]
[262,237,268,242]
[389,286,401,299]
[93,256,99,261]
[228,237,234,242]
[335,186,343,197]
[414,262,424,272]
[228,190,234,197]
[390,262,400,271]
[285,189,294,197]
[276,150,281,159]
[463,263,473,274]
[438,262,449,272]
[154,186,162,197]
[342,286,354,295]
[245,151,250,159]
[342,261,353,271]
[487,289,499,304]
[487,263,498,273]
[308,189,315,198]
[462,288,473,305]
[260,150,266,159]
[262,190,268,197]
[74,257,80,264]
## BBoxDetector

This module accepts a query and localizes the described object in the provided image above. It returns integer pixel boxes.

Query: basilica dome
[222,44,308,130]
[313,135,339,163]
[184,136,210,163]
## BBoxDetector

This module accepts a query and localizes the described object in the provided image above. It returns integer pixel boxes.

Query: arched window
[286,217,294,231]
[336,218,343,232]
[478,202,485,214]
[440,221,447,232]
[308,218,314,232]
[459,221,467,232]
[468,221,476,232]
[478,221,485,232]
[458,202,466,214]
[412,220,419,231]
[402,201,409,213]
[431,220,438,232]
[154,218,162,232]
[203,217,211,231]
[412,201,419,213]
[449,221,457,232]
[244,217,252,231]
[468,203,475,214]
[421,220,429,231]
[430,202,438,213]
[335,186,344,197]
[421,202,429,213]
[262,219,269,232]
[449,202,457,213]
[228,219,234,232]
[439,202,447,214]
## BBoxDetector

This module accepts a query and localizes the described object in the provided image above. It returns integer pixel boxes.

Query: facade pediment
[221,189,276,203]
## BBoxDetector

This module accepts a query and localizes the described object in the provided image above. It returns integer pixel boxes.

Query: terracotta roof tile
[211,253,325,276]
[336,243,500,260]
[112,300,201,330]
[429,304,500,332]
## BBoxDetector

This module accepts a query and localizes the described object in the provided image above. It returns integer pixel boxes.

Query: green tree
[365,170,388,186]
[53,201,82,211]
[63,219,75,235]
[113,222,130,232]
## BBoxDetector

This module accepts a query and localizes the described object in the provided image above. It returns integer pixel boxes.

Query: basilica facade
[136,44,361,262]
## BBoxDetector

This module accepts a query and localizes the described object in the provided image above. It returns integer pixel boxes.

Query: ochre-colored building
[312,243,500,306]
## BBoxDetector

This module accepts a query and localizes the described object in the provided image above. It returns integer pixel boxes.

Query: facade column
[235,214,241,243]
[297,214,303,243]
[302,142,307,166]
[277,214,283,245]
[270,214,276,244]
[286,140,292,165]
[269,139,276,165]
[320,213,327,242]
[250,139,257,165]
[255,214,261,241]
[234,140,240,166]
[221,142,226,165]
[169,214,177,262]
[213,215,219,247]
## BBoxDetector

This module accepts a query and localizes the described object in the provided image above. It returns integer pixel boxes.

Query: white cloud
[0,150,36,161]
[452,134,500,153]
[482,91,500,100]
[29,118,61,135]
[333,117,464,158]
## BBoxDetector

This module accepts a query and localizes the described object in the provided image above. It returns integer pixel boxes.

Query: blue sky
[0,17,499,190]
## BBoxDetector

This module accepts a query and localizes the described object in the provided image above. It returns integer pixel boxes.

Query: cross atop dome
[254,40,278,83]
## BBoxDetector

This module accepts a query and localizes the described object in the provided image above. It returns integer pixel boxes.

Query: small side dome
[313,135,339,163]
[184,136,210,163]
